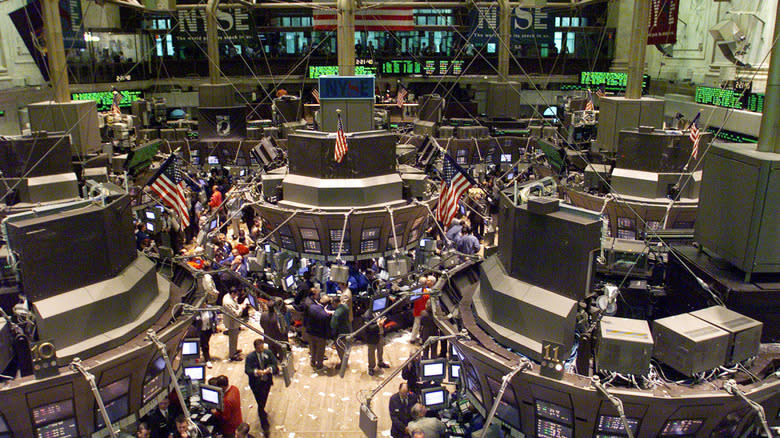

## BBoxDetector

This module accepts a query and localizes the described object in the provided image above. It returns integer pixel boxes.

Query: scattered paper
[318,392,326,397]
[381,430,391,437]
[382,392,392,397]
[327,408,335,413]
[341,397,350,401]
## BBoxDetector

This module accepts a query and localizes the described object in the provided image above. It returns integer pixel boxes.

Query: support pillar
[337,0,356,76]
[41,0,70,102]
[757,1,780,153]
[625,0,649,99]
[206,0,221,84]
[497,0,511,81]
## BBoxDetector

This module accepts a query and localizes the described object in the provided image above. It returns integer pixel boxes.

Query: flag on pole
[585,90,594,111]
[436,153,476,228]
[146,154,190,227]
[312,88,320,104]
[396,84,408,108]
[595,88,606,98]
[689,112,701,159]
[111,89,122,114]
[334,113,348,163]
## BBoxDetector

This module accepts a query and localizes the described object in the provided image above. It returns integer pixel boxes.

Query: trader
[245,339,278,435]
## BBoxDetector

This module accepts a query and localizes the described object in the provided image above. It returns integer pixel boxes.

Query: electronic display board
[537,418,573,438]
[308,65,377,79]
[660,419,704,436]
[694,86,744,109]
[32,400,75,426]
[577,72,650,93]
[745,93,764,113]
[535,400,573,424]
[381,60,422,75]
[36,418,77,438]
[71,90,143,112]
[707,126,758,144]
[597,415,639,435]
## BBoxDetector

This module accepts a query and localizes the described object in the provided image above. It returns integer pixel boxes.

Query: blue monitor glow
[284,275,295,290]
[239,168,247,177]
[421,387,448,411]
[543,106,558,118]
[184,365,206,382]
[181,339,200,359]
[371,296,388,313]
[246,293,258,310]
[199,384,224,411]
[410,287,424,302]
[208,156,219,165]
[145,223,154,232]
[448,362,461,380]
[500,153,512,163]
[486,43,497,54]
[285,258,294,272]
[265,244,272,253]
[145,211,156,220]
[209,219,219,231]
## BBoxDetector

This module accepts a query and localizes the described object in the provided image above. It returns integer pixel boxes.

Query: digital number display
[330,241,350,254]
[707,126,758,144]
[71,90,143,112]
[660,419,704,436]
[579,72,649,93]
[537,418,573,438]
[308,65,376,79]
[424,60,437,76]
[32,400,75,426]
[597,415,639,434]
[302,240,321,253]
[381,60,422,75]
[360,239,379,254]
[361,228,380,240]
[536,400,573,424]
[300,228,319,240]
[36,418,77,438]
[694,86,744,109]
[745,93,764,113]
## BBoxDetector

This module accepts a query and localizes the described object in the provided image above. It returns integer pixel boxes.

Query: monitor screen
[208,156,219,165]
[421,359,446,380]
[597,415,639,434]
[537,418,573,438]
[200,385,222,409]
[660,419,704,436]
[239,169,247,177]
[265,244,272,253]
[96,396,129,429]
[99,377,129,403]
[32,400,75,426]
[209,219,218,231]
[145,223,154,232]
[500,153,512,163]
[285,258,294,271]
[410,287,424,302]
[247,293,258,310]
[543,106,558,117]
[145,211,156,220]
[536,400,573,424]
[449,363,461,379]
[285,275,295,289]
[181,339,200,357]
[372,296,388,312]
[184,365,206,382]
[421,387,447,410]
[36,418,77,438]
[486,42,497,53]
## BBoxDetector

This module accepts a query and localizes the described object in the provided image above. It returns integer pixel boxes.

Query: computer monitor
[285,257,295,272]
[208,156,219,165]
[420,358,447,382]
[448,362,461,381]
[409,287,424,302]
[246,293,258,310]
[199,384,224,411]
[371,296,388,313]
[145,211,156,220]
[264,244,272,253]
[239,168,247,177]
[500,153,512,163]
[209,218,219,231]
[181,339,200,359]
[421,387,448,411]
[145,222,155,232]
[283,275,295,291]
[184,365,206,382]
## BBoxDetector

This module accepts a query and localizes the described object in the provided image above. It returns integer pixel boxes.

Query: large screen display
[71,90,143,112]
[32,400,75,426]
[536,400,573,424]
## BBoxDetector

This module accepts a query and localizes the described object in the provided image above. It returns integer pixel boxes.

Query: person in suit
[364,313,389,376]
[194,309,218,368]
[245,338,278,434]
[307,294,332,370]
[389,382,416,438]
[330,296,351,367]
[260,298,288,361]
[144,396,175,438]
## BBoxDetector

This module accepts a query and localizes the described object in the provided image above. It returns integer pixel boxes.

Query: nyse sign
[470,6,553,48]
[174,8,251,42]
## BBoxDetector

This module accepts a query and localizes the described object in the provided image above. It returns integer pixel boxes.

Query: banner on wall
[647,0,679,45]
[173,8,252,42]
[9,0,85,82]
[469,6,554,49]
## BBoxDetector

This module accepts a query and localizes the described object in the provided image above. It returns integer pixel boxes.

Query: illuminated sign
[579,72,650,93]
[694,86,743,110]
[0,110,4,117]
[745,93,764,113]
[318,75,375,100]
[381,59,422,75]
[707,126,758,144]
[308,66,376,79]
[71,90,143,112]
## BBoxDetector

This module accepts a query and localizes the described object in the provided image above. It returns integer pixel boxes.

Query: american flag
[313,6,414,31]
[312,88,320,104]
[396,85,408,108]
[436,153,475,227]
[585,90,594,111]
[146,154,190,227]
[334,113,348,163]
[111,90,122,114]
[689,112,701,159]
[595,88,606,98]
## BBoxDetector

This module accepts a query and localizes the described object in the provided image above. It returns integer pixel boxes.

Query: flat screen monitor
[448,362,461,380]
[660,419,704,436]
[285,258,294,272]
[264,244,272,253]
[145,223,154,232]
[597,415,639,435]
[36,418,77,438]
[209,218,219,231]
[239,168,247,177]
[486,42,497,53]
[199,384,224,411]
[181,338,200,359]
[208,155,219,165]
[543,106,558,118]
[500,153,512,163]
[420,358,447,381]
[371,296,388,313]
[32,400,75,426]
[284,275,295,291]
[409,287,424,302]
[184,365,206,382]
[246,293,258,310]
[145,211,156,220]
[421,387,448,411]
[536,400,573,424]
[95,396,129,429]
[537,418,573,438]
[450,343,464,360]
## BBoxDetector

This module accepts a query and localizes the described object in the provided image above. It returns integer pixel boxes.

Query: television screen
[145,211,156,220]
[208,156,219,165]
[247,293,258,310]
[239,169,247,177]
[500,153,512,163]
[410,287,424,302]
[184,365,206,382]
[96,396,129,429]
[543,106,558,117]
[181,339,199,357]
[371,296,388,312]
[145,223,154,232]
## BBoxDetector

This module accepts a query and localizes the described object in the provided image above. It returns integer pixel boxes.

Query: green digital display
[707,126,758,144]
[381,60,422,75]
[308,65,377,79]
[0,110,4,117]
[579,72,649,93]
[745,93,764,113]
[694,86,744,109]
[424,60,436,76]
[71,90,143,112]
